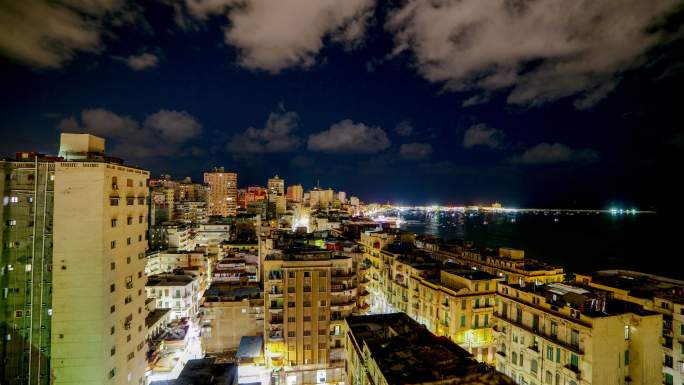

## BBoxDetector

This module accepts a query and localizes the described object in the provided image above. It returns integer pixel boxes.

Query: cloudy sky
[1,0,683,207]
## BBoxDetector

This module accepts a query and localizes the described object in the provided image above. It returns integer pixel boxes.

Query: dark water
[400,211,683,280]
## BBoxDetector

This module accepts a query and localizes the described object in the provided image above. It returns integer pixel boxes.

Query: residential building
[51,133,149,385]
[494,281,663,385]
[268,175,285,196]
[200,284,263,354]
[286,185,303,203]
[345,313,513,385]
[0,153,55,385]
[575,270,684,385]
[204,168,237,217]
[263,248,357,385]
[146,273,200,321]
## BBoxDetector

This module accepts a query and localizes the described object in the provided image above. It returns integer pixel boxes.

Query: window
[624,325,630,340]
[570,329,579,347]
[288,331,296,337]
[546,346,553,360]
[665,354,673,368]
[111,218,117,227]
[664,373,673,385]
[624,350,630,365]
[569,353,579,369]
[126,178,133,187]
[138,215,144,224]
[319,314,326,321]
[127,256,131,264]
[110,305,115,313]
[110,240,116,249]
[512,352,517,365]
[318,329,326,335]
[110,198,119,206]
[556,348,561,363]
[127,217,133,225]
[303,316,311,321]
[138,196,145,205]
[126,197,134,206]
[303,330,311,336]
[320,300,326,306]
[544,371,552,384]
[460,315,466,327]
[110,347,116,356]
[127,352,134,361]
[519,352,523,366]
[288,316,296,322]
[111,326,115,335]
[110,284,115,293]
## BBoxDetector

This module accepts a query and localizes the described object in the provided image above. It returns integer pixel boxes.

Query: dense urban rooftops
[203,283,261,302]
[576,270,684,304]
[346,313,513,385]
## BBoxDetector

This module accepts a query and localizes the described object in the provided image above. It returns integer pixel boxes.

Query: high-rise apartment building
[204,167,237,217]
[575,270,684,385]
[267,175,285,196]
[286,185,303,203]
[1,153,56,385]
[263,249,357,385]
[51,133,150,385]
[494,281,663,385]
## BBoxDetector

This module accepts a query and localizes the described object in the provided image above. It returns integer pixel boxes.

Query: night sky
[1,1,683,208]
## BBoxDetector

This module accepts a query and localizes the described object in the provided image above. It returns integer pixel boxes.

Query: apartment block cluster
[355,227,684,385]
[2,133,681,385]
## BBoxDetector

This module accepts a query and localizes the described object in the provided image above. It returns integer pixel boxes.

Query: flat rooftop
[444,268,499,281]
[504,282,659,317]
[582,270,684,304]
[147,274,195,287]
[146,309,171,328]
[203,284,261,302]
[150,358,234,385]
[346,313,513,385]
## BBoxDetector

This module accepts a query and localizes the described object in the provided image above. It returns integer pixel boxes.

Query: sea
[398,210,683,280]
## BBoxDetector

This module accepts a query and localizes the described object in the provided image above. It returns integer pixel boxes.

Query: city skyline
[2,2,684,208]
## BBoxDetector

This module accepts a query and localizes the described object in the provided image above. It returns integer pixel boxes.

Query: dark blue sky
[1,1,683,208]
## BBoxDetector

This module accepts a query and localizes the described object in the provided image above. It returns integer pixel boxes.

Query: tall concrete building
[0,153,56,385]
[267,175,285,196]
[204,167,237,217]
[51,133,150,385]
[494,281,663,385]
[575,270,684,385]
[263,249,357,385]
[286,185,303,203]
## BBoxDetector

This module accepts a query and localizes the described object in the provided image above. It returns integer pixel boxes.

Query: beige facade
[200,284,263,354]
[204,168,237,217]
[268,175,285,196]
[494,281,663,385]
[51,138,150,385]
[263,249,357,385]
[575,271,684,385]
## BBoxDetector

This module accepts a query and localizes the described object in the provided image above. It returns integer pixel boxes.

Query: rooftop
[150,358,234,385]
[578,270,684,304]
[502,281,659,317]
[346,313,513,385]
[146,274,195,287]
[203,284,261,302]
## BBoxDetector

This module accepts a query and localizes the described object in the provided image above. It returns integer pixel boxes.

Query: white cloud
[463,124,503,149]
[122,52,159,70]
[386,0,678,107]
[182,0,375,73]
[308,119,390,154]
[394,120,414,136]
[56,108,202,158]
[399,142,432,160]
[0,0,136,69]
[227,107,302,158]
[509,143,599,165]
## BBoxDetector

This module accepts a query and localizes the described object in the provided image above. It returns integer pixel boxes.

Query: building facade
[0,155,55,385]
[204,168,237,217]
[494,281,663,385]
[51,134,150,385]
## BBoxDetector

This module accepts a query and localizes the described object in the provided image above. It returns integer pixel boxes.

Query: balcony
[269,332,284,341]
[493,311,584,355]
[562,364,581,381]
